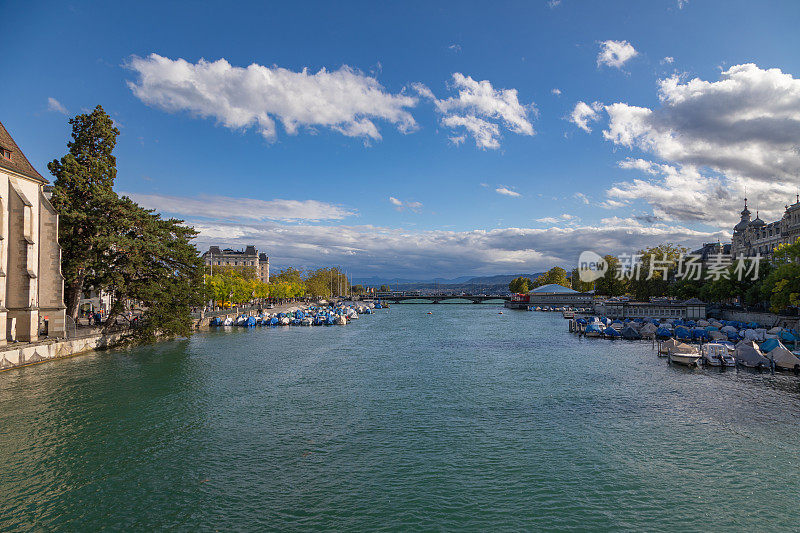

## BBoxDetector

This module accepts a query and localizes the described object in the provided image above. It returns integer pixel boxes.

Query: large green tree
[629,244,686,301]
[49,106,205,341]
[509,276,532,293]
[48,105,120,319]
[99,197,204,340]
[533,267,570,289]
[761,239,800,312]
[594,255,628,296]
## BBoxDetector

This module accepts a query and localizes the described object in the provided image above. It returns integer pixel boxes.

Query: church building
[0,121,66,343]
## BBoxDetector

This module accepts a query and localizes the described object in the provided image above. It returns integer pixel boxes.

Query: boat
[734,340,770,369]
[701,343,735,367]
[658,338,681,356]
[584,324,603,338]
[667,342,701,366]
[562,309,575,319]
[766,342,800,371]
[621,326,642,340]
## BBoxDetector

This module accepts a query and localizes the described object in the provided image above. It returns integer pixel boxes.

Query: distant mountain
[462,273,544,285]
[351,273,544,292]
[352,275,475,286]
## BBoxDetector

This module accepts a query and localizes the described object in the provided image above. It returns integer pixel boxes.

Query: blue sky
[3,0,800,277]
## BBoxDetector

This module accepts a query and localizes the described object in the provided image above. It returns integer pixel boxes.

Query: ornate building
[731,197,800,258]
[0,121,66,343]
[202,245,269,282]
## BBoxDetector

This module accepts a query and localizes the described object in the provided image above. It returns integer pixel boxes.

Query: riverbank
[0,331,126,372]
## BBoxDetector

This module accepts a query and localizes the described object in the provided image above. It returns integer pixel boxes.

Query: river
[2,304,800,530]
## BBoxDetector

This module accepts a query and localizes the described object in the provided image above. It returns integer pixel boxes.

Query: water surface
[2,305,800,530]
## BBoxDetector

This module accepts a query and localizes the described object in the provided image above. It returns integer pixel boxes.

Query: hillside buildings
[202,246,269,282]
[731,197,800,258]
[0,121,66,343]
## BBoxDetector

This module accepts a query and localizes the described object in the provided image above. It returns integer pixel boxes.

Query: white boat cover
[640,323,658,334]
[709,331,727,341]
[660,338,681,352]
[735,341,769,367]
[767,343,800,370]
[720,325,738,334]
[697,320,710,327]
[768,326,783,334]
[743,329,767,342]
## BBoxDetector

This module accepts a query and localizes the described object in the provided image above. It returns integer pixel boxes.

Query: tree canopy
[509,276,532,293]
[49,106,204,342]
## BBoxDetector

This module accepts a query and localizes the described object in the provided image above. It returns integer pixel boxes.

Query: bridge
[377,293,510,304]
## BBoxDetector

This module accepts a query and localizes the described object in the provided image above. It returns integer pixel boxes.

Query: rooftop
[0,121,47,183]
[531,284,579,294]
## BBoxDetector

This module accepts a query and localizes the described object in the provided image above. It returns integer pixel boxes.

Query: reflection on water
[1,307,799,530]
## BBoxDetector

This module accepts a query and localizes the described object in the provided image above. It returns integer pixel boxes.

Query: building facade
[731,197,800,258]
[595,298,706,320]
[258,253,270,283]
[528,284,594,306]
[202,245,269,283]
[0,121,66,343]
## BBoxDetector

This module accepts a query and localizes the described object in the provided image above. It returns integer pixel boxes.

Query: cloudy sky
[3,0,800,278]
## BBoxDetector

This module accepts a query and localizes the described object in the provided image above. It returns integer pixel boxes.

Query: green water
[2,305,800,530]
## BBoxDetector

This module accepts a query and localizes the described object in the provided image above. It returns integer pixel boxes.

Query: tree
[569,268,593,292]
[93,196,204,341]
[761,239,800,312]
[594,255,628,296]
[533,267,570,289]
[380,285,390,292]
[48,105,120,320]
[351,284,365,295]
[629,243,686,301]
[271,267,304,285]
[509,276,531,293]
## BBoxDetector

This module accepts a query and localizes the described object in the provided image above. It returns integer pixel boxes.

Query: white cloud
[570,100,603,132]
[47,97,68,115]
[677,0,688,8]
[127,54,417,141]
[388,197,422,212]
[442,115,501,149]
[551,88,562,96]
[661,56,675,65]
[597,40,638,69]
[188,217,727,277]
[605,160,795,227]
[548,0,562,7]
[536,213,578,224]
[496,187,522,197]
[573,192,590,204]
[416,73,535,149]
[449,135,466,146]
[126,193,355,222]
[603,64,800,185]
[448,44,462,53]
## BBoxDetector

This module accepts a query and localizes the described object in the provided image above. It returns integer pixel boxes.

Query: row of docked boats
[573,316,799,343]
[656,338,800,371]
[209,301,385,328]
[570,315,800,372]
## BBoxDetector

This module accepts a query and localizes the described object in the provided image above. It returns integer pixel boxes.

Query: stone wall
[0,332,125,371]
[715,310,798,330]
